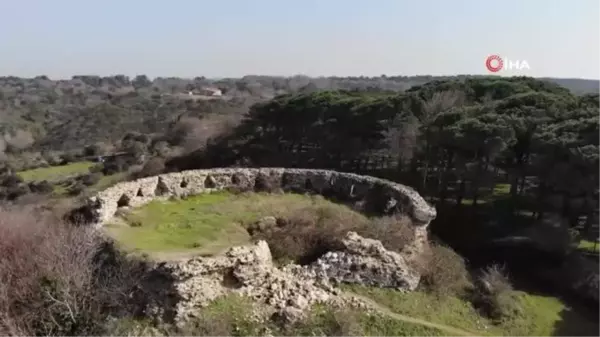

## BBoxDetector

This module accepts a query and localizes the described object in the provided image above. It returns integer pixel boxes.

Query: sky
[0,0,598,79]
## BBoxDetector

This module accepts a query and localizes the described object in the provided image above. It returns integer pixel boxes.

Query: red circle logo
[485,55,503,72]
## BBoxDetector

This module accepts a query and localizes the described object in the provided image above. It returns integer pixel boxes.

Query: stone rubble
[147,232,422,326]
[309,231,420,291]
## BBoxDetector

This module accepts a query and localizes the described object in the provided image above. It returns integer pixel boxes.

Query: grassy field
[105,191,366,257]
[110,294,449,336]
[112,288,599,336]
[343,285,598,336]
[578,239,599,253]
[51,171,128,197]
[17,161,95,182]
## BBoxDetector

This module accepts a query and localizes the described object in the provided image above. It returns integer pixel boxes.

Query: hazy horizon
[1,0,599,80]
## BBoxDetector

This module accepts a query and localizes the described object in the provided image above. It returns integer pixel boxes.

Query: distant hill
[0,74,597,156]
[541,78,599,95]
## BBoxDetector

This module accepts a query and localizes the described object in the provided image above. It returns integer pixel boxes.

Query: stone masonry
[87,168,437,323]
[87,168,436,228]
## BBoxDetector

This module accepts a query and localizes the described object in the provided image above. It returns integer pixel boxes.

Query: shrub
[0,207,145,336]
[59,152,77,165]
[28,180,54,194]
[80,173,102,186]
[1,174,22,188]
[355,215,415,252]
[253,173,280,193]
[134,157,165,178]
[88,164,104,174]
[249,204,369,264]
[68,181,85,196]
[102,156,135,175]
[2,184,30,201]
[418,243,473,297]
[472,265,519,321]
[249,202,428,266]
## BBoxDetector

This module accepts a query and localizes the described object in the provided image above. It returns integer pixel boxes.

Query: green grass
[106,191,362,256]
[578,239,599,253]
[460,183,513,206]
[17,161,95,182]
[289,304,446,336]
[50,171,128,198]
[343,285,598,336]
[107,289,598,336]
[345,285,494,335]
[90,172,128,193]
[111,296,448,337]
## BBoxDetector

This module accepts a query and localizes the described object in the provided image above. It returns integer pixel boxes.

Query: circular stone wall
[86,168,436,255]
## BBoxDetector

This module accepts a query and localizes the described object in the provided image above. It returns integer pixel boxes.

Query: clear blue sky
[1,0,598,79]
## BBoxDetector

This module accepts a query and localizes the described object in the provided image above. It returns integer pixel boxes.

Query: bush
[59,152,77,165]
[88,164,104,174]
[80,173,102,186]
[0,207,145,336]
[28,180,54,194]
[134,157,165,178]
[253,173,280,193]
[68,181,85,196]
[472,265,519,321]
[1,174,22,188]
[249,205,367,264]
[249,204,423,265]
[355,215,415,252]
[102,156,135,175]
[419,243,473,297]
[1,184,31,201]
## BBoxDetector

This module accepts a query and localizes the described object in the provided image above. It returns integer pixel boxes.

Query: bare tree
[3,130,34,152]
[168,114,242,153]
[0,207,144,336]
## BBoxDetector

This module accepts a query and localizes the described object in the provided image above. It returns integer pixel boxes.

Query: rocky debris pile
[309,232,420,291]
[151,240,336,325]
[146,232,422,326]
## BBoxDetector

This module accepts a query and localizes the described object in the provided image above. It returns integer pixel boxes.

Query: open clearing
[105,191,368,258]
[17,161,95,182]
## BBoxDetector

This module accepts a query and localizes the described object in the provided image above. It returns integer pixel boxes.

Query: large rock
[310,232,420,291]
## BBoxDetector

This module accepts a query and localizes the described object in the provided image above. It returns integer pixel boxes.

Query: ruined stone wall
[89,168,435,225]
[87,168,436,253]
[86,168,437,320]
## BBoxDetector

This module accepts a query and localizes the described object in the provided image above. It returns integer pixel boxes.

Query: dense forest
[168,77,599,288]
[0,74,597,155]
